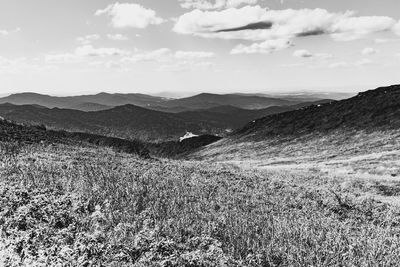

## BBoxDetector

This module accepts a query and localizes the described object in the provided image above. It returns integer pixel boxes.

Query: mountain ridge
[189,84,400,164]
[233,84,400,141]
[0,91,328,112]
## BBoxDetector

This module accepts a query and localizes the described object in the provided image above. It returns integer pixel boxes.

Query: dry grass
[1,142,400,266]
[192,130,400,178]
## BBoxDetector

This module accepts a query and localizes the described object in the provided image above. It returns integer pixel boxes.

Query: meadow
[2,141,400,266]
[193,130,400,178]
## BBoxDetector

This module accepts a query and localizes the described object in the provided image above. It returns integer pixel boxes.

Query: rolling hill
[0,100,332,141]
[191,85,400,177]
[0,116,150,157]
[163,93,298,110]
[0,92,167,111]
[0,104,203,141]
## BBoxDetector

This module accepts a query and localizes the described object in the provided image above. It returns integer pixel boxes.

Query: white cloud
[174,7,396,43]
[179,0,224,10]
[122,48,172,63]
[226,0,258,8]
[75,45,130,57]
[45,46,216,68]
[107,34,129,41]
[174,6,276,36]
[0,27,21,36]
[362,47,378,55]
[331,16,396,41]
[122,48,216,63]
[174,51,215,59]
[45,45,131,63]
[96,3,164,28]
[231,39,292,54]
[179,0,258,10]
[45,53,83,64]
[77,34,100,45]
[293,49,312,58]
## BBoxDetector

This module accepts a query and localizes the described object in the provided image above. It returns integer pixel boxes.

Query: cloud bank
[174,6,397,43]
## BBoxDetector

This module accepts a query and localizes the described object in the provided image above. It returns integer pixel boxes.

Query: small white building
[180,132,198,142]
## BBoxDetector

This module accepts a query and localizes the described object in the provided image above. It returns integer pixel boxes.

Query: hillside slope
[191,85,400,177]
[0,117,150,157]
[235,85,400,141]
[3,139,400,266]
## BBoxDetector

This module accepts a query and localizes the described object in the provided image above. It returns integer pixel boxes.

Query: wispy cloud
[179,0,259,10]
[45,45,132,63]
[77,34,100,45]
[107,34,129,41]
[231,39,292,54]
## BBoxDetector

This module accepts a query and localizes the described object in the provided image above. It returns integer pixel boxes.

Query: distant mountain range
[0,92,331,112]
[0,99,332,141]
[0,92,167,112]
[235,91,355,102]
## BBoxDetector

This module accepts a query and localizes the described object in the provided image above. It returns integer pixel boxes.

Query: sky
[0,0,400,96]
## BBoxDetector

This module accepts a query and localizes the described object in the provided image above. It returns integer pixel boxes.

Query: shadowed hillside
[234,85,400,141]
[191,85,400,178]
[0,117,223,159]
[0,117,150,157]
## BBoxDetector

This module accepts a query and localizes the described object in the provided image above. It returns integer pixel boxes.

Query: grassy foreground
[1,142,400,266]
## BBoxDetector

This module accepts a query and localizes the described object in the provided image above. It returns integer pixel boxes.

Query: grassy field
[2,141,400,266]
[192,130,400,178]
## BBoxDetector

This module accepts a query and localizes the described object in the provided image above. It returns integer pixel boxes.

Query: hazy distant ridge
[0,91,336,112]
